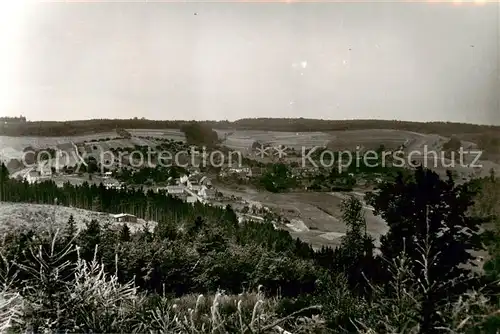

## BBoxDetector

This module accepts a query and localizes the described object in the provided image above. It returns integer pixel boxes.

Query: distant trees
[180,122,219,148]
[260,163,296,193]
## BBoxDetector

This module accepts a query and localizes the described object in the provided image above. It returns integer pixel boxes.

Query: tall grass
[0,233,324,333]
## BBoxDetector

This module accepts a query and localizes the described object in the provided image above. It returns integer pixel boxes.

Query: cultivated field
[0,132,118,159]
[127,128,186,141]
[215,129,332,151]
[1,127,499,181]
[0,129,184,162]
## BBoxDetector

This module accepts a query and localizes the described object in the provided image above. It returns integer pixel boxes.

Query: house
[199,176,212,187]
[179,175,189,185]
[166,185,185,195]
[228,167,251,176]
[189,184,201,192]
[104,181,121,190]
[248,167,263,178]
[187,174,203,191]
[176,192,188,201]
[186,196,198,204]
[26,170,39,184]
[37,163,52,177]
[103,171,113,178]
[199,186,216,200]
[56,142,74,152]
[112,213,137,223]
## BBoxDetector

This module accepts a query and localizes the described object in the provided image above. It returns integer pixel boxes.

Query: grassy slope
[0,202,155,234]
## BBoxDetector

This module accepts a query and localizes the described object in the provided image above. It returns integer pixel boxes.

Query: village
[13,147,283,228]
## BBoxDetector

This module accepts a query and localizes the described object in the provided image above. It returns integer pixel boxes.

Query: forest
[0,163,499,333]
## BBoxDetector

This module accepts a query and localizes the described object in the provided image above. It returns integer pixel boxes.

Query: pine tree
[191,216,204,235]
[119,224,131,242]
[368,166,486,330]
[336,196,375,295]
[65,214,77,241]
[80,219,101,260]
[0,162,8,202]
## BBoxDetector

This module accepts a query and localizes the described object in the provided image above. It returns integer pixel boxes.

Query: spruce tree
[337,196,375,295]
[119,224,131,242]
[368,166,486,330]
[65,214,77,241]
[0,162,8,202]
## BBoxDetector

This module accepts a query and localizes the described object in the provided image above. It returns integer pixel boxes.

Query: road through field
[216,185,388,250]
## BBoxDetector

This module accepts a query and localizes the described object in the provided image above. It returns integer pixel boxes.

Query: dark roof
[56,143,74,151]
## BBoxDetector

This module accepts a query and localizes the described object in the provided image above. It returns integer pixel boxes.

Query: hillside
[2,118,499,138]
[0,202,155,234]
[2,118,498,162]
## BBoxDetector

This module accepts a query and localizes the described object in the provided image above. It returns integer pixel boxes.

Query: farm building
[37,163,52,177]
[26,171,39,184]
[186,196,198,204]
[56,142,74,152]
[187,175,203,191]
[166,185,185,195]
[199,187,216,200]
[112,213,137,223]
[199,176,212,187]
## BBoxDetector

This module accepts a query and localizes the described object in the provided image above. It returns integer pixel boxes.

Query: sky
[0,0,498,124]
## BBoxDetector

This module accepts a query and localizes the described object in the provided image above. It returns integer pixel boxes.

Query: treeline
[180,121,219,147]
[2,117,500,138]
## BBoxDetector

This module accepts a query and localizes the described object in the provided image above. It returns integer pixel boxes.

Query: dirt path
[216,185,389,249]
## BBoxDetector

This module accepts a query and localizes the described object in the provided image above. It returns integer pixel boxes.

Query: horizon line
[5,117,499,127]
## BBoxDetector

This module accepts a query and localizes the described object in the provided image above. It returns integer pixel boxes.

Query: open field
[0,202,155,235]
[215,129,332,151]
[326,129,446,152]
[0,132,118,160]
[215,185,388,250]
[127,128,186,141]
[216,128,500,178]
[0,129,183,162]
[1,127,499,182]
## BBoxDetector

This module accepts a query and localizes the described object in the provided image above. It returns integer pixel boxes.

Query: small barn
[112,213,137,223]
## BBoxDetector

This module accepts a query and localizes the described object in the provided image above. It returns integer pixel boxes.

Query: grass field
[0,202,155,235]
[127,128,186,141]
[215,184,388,250]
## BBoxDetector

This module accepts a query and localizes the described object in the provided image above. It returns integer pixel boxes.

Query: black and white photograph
[0,0,499,332]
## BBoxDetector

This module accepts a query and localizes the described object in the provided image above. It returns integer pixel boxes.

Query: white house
[199,176,212,187]
[179,175,189,184]
[187,175,203,191]
[38,164,52,177]
[186,195,198,204]
[112,213,137,223]
[198,185,216,199]
[26,171,39,184]
[166,185,185,195]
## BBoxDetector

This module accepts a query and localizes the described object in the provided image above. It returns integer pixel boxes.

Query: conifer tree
[65,214,77,241]
[368,166,486,330]
[119,224,131,242]
[0,162,8,202]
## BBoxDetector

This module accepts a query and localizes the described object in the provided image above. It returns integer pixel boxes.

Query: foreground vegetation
[0,164,500,332]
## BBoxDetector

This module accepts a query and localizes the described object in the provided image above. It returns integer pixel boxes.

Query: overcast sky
[0,1,498,124]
